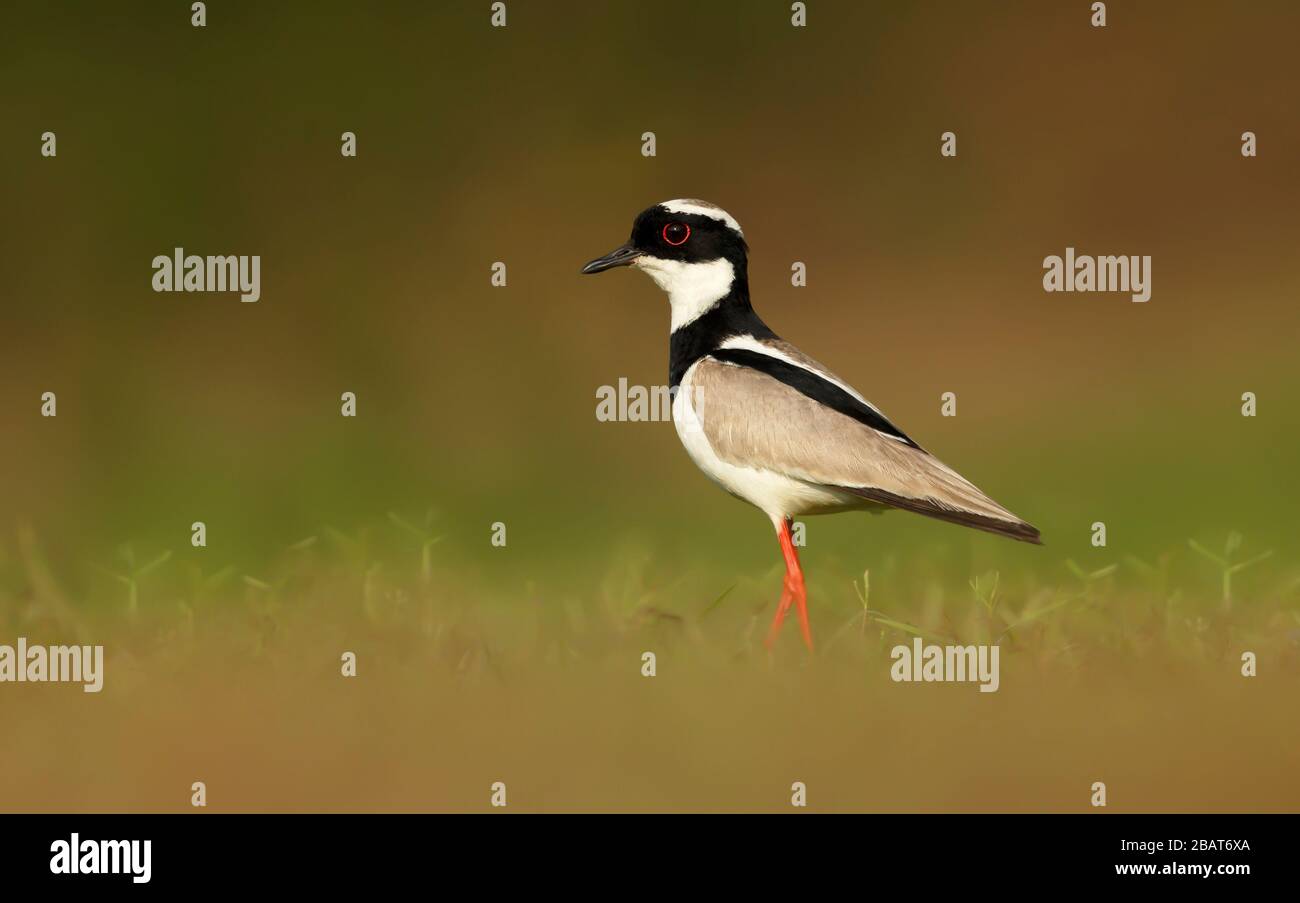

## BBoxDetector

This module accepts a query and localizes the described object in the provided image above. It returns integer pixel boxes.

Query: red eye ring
[663,222,690,246]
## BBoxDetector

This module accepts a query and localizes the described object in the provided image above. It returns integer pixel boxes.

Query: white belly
[671,361,858,520]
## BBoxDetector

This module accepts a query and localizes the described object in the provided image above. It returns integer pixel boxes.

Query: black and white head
[582,199,749,330]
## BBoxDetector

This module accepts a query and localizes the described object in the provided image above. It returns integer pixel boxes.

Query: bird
[582,199,1040,652]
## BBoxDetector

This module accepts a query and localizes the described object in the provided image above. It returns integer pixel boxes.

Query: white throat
[634,257,736,331]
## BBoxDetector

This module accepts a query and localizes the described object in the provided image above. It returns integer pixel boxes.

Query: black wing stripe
[709,348,921,449]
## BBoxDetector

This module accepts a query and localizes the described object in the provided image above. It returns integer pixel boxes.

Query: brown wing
[691,357,1042,543]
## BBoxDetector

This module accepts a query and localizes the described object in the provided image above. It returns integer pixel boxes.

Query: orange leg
[767,582,795,647]
[765,517,814,652]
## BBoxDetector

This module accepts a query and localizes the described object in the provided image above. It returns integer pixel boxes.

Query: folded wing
[690,353,1042,544]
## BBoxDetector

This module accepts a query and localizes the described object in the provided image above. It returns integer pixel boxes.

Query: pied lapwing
[582,200,1041,651]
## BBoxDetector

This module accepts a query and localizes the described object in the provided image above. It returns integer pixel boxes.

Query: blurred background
[1,0,1298,812]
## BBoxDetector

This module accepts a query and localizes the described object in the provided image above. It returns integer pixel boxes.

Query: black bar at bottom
[0,813,1283,890]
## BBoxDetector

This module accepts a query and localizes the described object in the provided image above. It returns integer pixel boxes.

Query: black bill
[581,243,640,274]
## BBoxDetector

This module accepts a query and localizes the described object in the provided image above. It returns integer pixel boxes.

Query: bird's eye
[662,222,690,246]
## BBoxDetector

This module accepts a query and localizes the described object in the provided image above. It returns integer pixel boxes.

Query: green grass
[2,517,1296,813]
[3,515,1292,672]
